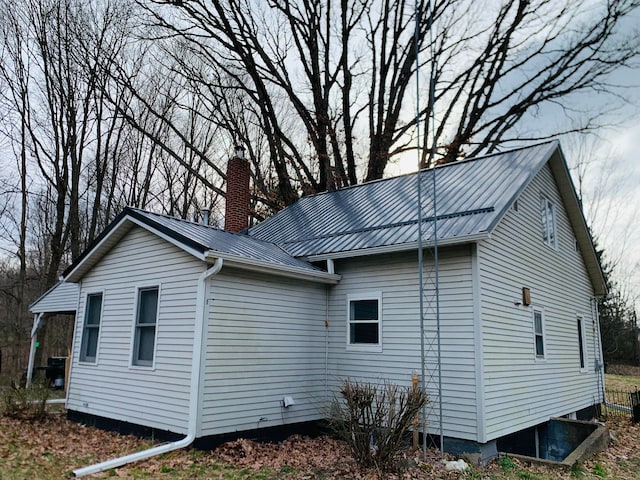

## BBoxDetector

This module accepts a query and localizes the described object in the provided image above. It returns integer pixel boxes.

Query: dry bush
[1,379,50,421]
[330,379,428,470]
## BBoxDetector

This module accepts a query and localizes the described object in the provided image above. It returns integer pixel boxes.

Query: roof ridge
[429,140,558,171]
[126,206,224,231]
[265,140,559,203]
[125,206,312,252]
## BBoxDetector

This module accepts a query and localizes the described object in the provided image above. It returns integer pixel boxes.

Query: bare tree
[136,0,639,210]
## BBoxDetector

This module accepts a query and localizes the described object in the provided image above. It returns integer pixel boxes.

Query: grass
[605,374,640,391]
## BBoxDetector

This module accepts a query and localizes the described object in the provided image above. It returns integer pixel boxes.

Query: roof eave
[484,141,559,237]
[204,251,341,284]
[64,210,208,283]
[64,216,134,282]
[547,148,607,296]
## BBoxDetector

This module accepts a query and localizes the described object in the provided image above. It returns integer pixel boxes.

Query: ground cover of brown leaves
[1,411,639,479]
[0,412,150,479]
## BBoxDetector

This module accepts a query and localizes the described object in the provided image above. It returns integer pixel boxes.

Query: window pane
[134,287,158,365]
[137,326,156,362]
[81,293,102,362]
[548,205,555,245]
[351,300,378,321]
[577,319,585,369]
[138,288,158,324]
[350,322,378,344]
[86,294,102,325]
[534,312,543,335]
[84,328,99,359]
[535,335,544,356]
[540,199,548,242]
[541,198,557,247]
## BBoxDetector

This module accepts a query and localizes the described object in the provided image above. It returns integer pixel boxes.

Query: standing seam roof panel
[250,142,558,257]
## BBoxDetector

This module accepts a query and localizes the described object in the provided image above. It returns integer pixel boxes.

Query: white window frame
[346,292,382,352]
[79,291,103,364]
[540,196,557,249]
[130,285,160,368]
[533,308,546,360]
[577,315,588,372]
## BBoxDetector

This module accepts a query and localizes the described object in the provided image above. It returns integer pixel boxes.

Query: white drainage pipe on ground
[72,434,195,477]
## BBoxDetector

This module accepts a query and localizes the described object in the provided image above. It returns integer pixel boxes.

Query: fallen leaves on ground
[1,412,640,479]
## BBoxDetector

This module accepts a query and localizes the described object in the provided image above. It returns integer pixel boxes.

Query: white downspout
[26,313,44,387]
[73,258,224,478]
[592,296,605,403]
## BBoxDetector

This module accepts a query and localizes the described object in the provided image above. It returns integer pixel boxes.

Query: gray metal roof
[61,140,604,294]
[64,207,327,283]
[126,208,323,272]
[249,142,558,257]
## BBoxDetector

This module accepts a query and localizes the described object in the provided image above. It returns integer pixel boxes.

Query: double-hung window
[132,286,159,367]
[533,309,545,359]
[540,197,557,249]
[80,293,103,363]
[347,293,382,351]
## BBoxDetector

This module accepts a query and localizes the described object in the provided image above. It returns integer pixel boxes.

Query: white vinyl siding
[67,226,202,434]
[327,248,478,442]
[30,281,79,314]
[200,268,328,436]
[478,163,601,441]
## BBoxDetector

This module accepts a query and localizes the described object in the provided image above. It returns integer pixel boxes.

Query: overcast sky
[388,59,640,310]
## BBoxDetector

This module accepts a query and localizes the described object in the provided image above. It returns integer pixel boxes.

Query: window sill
[346,344,383,353]
[129,364,155,371]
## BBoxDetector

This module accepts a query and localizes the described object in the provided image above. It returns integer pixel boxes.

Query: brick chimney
[224,146,250,232]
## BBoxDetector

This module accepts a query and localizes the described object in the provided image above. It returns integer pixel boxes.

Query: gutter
[73,258,224,477]
[204,251,340,284]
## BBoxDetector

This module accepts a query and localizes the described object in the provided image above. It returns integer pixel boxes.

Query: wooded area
[1,0,639,379]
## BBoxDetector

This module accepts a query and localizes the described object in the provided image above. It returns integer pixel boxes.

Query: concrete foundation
[442,437,498,465]
[499,417,609,467]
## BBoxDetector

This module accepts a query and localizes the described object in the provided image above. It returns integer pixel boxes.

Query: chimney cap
[234,145,245,159]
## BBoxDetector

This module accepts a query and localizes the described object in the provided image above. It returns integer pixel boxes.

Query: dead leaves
[2,412,640,479]
[213,435,353,472]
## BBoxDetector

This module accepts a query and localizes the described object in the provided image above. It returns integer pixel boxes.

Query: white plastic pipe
[73,258,224,477]
[73,434,196,477]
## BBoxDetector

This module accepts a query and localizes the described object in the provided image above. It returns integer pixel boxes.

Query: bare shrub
[330,379,428,470]
[1,379,50,421]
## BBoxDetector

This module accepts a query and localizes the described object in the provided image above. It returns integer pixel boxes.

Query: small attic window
[540,197,557,249]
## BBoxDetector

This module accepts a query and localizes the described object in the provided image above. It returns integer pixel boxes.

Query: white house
[30,141,606,467]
